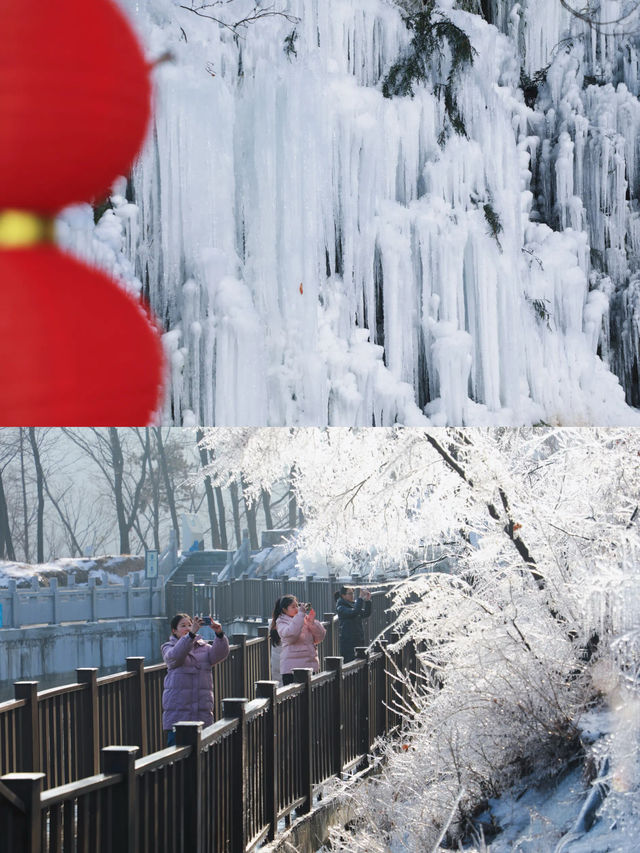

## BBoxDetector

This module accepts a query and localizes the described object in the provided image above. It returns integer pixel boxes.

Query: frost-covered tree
[198,426,640,847]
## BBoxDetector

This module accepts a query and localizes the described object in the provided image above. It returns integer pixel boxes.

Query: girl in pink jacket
[272,595,326,685]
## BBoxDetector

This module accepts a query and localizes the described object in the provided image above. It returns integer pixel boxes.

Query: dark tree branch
[179,2,298,36]
[559,0,640,29]
[424,432,545,589]
[41,479,83,557]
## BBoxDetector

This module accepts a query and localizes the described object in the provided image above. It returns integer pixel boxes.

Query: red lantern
[0,0,151,213]
[0,0,164,425]
[0,247,163,425]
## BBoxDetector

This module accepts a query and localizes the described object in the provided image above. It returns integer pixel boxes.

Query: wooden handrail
[40,771,122,808]
[135,745,191,774]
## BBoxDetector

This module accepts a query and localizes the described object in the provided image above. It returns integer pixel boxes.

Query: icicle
[53,0,640,426]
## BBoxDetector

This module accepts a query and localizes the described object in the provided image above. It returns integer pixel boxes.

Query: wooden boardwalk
[0,598,421,852]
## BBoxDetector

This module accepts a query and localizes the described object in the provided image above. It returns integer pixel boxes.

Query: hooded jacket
[276,611,326,675]
[161,631,230,730]
[336,596,372,663]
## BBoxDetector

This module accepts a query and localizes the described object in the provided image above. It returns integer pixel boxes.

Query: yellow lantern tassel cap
[0,210,55,248]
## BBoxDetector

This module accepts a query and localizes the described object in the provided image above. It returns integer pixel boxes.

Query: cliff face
[66,0,640,425]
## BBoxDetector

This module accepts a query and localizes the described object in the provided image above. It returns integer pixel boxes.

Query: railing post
[408,638,418,689]
[125,657,148,755]
[76,668,99,775]
[377,640,389,735]
[158,574,166,616]
[100,746,138,852]
[355,647,370,760]
[255,681,278,840]
[232,634,248,698]
[257,626,271,680]
[261,576,270,624]
[14,682,40,773]
[48,577,58,625]
[401,640,411,714]
[123,575,132,618]
[88,576,97,622]
[186,578,195,616]
[240,573,248,619]
[0,772,45,853]
[8,579,19,628]
[174,721,203,852]
[210,573,219,619]
[325,657,344,775]
[387,631,402,728]
[324,613,336,656]
[222,698,248,853]
[292,669,313,814]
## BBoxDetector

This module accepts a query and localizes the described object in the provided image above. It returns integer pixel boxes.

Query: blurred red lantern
[0,0,151,213]
[0,0,164,425]
[0,246,163,425]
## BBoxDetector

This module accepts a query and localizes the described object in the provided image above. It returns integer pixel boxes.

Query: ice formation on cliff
[59,0,640,426]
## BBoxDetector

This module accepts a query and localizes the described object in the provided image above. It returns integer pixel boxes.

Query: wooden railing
[166,574,388,633]
[0,638,420,853]
[0,594,389,791]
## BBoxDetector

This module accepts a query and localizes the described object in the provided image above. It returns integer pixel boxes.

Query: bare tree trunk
[132,515,150,551]
[215,487,228,549]
[229,480,242,548]
[62,427,150,555]
[42,478,83,556]
[0,470,15,561]
[110,428,129,553]
[155,428,181,550]
[262,489,273,530]
[242,477,259,550]
[28,428,44,563]
[19,428,29,563]
[146,429,161,552]
[196,429,221,548]
[288,468,297,529]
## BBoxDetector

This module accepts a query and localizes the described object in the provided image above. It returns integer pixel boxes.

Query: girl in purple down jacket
[162,613,230,745]
[272,595,326,685]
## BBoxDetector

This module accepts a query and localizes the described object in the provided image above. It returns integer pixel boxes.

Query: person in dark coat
[334,586,372,663]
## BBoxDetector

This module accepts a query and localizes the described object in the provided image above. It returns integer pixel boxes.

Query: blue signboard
[145,550,158,580]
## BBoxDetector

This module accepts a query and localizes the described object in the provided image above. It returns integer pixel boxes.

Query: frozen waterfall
[60,0,640,425]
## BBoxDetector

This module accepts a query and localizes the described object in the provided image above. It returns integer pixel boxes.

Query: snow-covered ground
[0,555,144,587]
[318,704,640,853]
[477,707,640,852]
